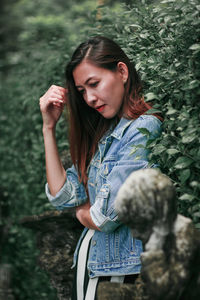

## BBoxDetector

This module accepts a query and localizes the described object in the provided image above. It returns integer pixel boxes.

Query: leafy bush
[82,0,200,226]
[0,0,199,298]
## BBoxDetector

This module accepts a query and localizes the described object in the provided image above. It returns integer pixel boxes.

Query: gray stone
[97,276,147,300]
[115,168,200,300]
[21,209,83,300]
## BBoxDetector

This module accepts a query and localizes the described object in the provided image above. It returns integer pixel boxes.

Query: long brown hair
[65,36,156,185]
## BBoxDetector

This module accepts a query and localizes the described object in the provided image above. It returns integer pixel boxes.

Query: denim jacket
[46,115,162,278]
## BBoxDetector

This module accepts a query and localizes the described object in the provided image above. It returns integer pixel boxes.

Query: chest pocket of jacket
[99,156,117,180]
[95,184,110,215]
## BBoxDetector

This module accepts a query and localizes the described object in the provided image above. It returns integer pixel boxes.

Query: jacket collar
[99,117,134,144]
[110,117,134,140]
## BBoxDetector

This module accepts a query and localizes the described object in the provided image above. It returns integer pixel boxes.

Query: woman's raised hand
[39,85,68,130]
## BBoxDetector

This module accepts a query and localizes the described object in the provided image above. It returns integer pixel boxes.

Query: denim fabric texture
[46,115,162,278]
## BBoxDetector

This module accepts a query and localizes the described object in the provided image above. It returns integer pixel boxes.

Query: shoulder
[128,115,162,136]
[110,115,162,143]
[132,115,162,130]
[119,115,162,146]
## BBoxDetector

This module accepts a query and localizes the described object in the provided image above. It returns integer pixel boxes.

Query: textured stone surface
[115,168,177,249]
[21,209,83,300]
[97,277,147,300]
[115,168,200,300]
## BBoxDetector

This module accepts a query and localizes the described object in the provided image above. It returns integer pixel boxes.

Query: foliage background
[0,0,199,298]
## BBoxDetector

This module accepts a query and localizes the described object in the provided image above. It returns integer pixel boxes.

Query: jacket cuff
[45,180,87,209]
[90,204,121,233]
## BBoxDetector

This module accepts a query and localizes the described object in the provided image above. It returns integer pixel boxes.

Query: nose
[85,89,97,106]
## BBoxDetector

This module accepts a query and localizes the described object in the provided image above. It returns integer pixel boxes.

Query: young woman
[39,36,162,300]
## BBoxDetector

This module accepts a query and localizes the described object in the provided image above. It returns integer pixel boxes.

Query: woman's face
[73,60,128,119]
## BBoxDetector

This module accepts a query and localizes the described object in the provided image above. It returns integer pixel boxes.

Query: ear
[117,62,129,84]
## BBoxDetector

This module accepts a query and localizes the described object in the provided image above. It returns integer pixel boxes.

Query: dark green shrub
[81,0,200,226]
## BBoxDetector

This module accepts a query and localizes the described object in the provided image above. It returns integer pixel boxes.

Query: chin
[101,110,117,119]
[102,115,114,119]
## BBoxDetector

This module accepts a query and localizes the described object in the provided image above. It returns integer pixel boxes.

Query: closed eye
[77,81,99,95]
[78,89,85,95]
[89,81,99,87]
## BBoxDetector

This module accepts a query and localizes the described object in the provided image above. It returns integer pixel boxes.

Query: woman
[39,36,162,300]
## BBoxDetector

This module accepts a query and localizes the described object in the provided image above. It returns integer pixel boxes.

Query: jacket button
[92,240,97,246]
[104,166,108,175]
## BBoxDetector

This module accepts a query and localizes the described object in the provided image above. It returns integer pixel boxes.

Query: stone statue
[114,168,200,300]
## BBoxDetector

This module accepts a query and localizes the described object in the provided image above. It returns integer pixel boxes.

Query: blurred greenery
[0,0,200,298]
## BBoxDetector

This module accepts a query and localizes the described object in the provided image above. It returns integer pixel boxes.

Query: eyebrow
[76,77,95,88]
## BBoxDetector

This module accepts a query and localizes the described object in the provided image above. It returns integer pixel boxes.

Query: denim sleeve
[90,116,162,233]
[45,164,88,210]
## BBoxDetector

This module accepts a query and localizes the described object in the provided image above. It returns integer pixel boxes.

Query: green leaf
[189,44,200,50]
[145,92,158,102]
[166,108,178,115]
[179,169,191,183]
[137,127,150,138]
[153,144,166,155]
[145,108,162,114]
[195,223,200,229]
[174,156,193,169]
[166,149,180,155]
[135,62,142,70]
[190,181,199,188]
[129,144,145,155]
[182,135,196,144]
[179,193,195,201]
[140,33,149,39]
[134,155,142,161]
[161,0,176,3]
[193,212,200,218]
[188,80,199,89]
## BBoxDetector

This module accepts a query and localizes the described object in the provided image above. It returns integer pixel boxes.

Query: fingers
[52,101,65,110]
[39,85,68,111]
[49,85,67,102]
[39,97,63,112]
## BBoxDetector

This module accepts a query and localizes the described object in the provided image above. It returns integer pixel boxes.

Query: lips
[95,104,106,112]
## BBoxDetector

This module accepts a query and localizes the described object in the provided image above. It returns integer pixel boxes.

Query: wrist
[42,125,56,135]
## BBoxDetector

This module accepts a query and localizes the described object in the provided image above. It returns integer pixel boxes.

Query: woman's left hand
[76,201,100,231]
